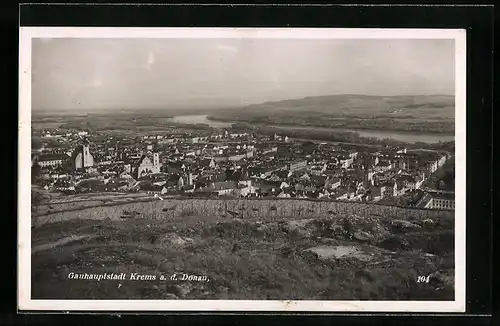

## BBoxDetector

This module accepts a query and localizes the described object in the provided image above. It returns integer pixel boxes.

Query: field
[31,114,211,137]
[31,196,455,300]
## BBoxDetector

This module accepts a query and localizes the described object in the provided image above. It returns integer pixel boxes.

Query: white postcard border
[18,27,466,313]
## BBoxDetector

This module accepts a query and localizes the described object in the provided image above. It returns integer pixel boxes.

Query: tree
[31,190,50,214]
[31,162,41,184]
[31,137,43,150]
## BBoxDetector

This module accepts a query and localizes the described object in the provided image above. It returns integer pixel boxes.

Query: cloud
[86,78,103,88]
[38,38,53,44]
[215,44,238,54]
[146,51,155,70]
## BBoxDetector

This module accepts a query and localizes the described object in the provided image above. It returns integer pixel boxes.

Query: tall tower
[83,144,91,167]
[73,141,94,170]
[153,152,160,166]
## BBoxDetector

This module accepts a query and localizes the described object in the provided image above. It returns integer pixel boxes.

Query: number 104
[417,275,430,283]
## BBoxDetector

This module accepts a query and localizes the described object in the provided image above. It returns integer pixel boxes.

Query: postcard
[18,27,466,312]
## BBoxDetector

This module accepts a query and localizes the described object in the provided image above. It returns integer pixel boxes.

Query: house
[201,181,240,196]
[165,162,186,174]
[398,175,417,191]
[228,151,254,161]
[162,174,186,190]
[381,180,398,198]
[270,170,292,180]
[225,168,250,182]
[276,187,295,198]
[294,182,318,193]
[375,160,393,172]
[326,177,342,190]
[309,175,328,187]
[310,163,327,176]
[397,158,407,170]
[200,158,217,169]
[287,159,308,172]
[334,188,356,200]
[248,166,276,179]
[140,183,165,194]
[318,188,331,199]
[421,192,455,210]
[348,151,359,159]
[295,171,310,181]
[371,186,385,201]
[338,156,354,169]
[229,132,248,139]
[256,180,289,193]
[239,182,258,197]
[261,146,278,155]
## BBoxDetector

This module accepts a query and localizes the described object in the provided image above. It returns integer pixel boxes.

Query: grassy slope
[31,204,454,300]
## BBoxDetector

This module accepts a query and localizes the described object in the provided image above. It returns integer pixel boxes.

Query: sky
[31,38,455,111]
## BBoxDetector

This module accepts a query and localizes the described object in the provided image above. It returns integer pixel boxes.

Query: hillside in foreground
[31,199,454,300]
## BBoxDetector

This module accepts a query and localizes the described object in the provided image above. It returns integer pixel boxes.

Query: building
[326,177,342,190]
[228,151,254,162]
[72,143,95,170]
[134,152,162,178]
[398,175,417,191]
[381,181,398,198]
[338,156,354,169]
[371,186,386,201]
[262,146,278,155]
[310,163,327,176]
[165,162,186,174]
[397,158,407,170]
[200,158,217,169]
[424,192,455,210]
[200,181,240,196]
[37,154,68,168]
[288,159,308,172]
[375,160,393,172]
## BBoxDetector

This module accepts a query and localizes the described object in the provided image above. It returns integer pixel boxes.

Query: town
[31,125,455,211]
[26,35,459,303]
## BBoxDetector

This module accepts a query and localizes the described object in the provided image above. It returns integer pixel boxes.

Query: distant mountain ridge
[207,94,455,134]
[238,94,455,114]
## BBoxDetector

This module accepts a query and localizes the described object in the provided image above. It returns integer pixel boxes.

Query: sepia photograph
[18,27,466,312]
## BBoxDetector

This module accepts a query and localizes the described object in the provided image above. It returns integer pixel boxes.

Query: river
[169,115,455,144]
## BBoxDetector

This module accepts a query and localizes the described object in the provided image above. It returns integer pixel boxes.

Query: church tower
[153,152,160,166]
[82,144,93,167]
[73,140,94,170]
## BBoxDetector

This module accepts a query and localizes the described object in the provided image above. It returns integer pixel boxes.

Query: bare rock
[353,231,374,242]
[164,293,178,300]
[161,233,194,247]
[422,218,435,227]
[391,219,422,229]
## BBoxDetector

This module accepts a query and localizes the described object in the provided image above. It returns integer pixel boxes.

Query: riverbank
[209,116,455,136]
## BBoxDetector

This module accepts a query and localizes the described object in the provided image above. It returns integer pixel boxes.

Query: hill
[227,94,454,117]
[208,94,455,134]
[31,197,454,301]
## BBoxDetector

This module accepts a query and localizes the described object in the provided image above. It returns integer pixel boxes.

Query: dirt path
[32,234,95,254]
